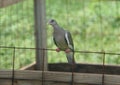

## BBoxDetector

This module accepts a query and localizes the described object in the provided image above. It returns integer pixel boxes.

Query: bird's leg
[65,48,71,53]
[56,48,61,52]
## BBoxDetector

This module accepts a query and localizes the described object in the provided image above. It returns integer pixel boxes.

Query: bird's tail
[66,51,75,64]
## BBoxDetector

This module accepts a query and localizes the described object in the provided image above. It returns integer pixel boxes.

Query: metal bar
[1,46,120,56]
[70,64,75,85]
[102,51,105,85]
[12,47,15,85]
[42,49,45,85]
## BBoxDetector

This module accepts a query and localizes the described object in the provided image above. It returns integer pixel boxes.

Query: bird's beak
[47,20,51,25]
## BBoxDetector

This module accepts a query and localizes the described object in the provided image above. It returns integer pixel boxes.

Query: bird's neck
[52,24,63,33]
[52,24,59,29]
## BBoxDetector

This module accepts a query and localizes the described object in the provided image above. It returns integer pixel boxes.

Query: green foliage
[0,0,120,69]
[0,0,35,69]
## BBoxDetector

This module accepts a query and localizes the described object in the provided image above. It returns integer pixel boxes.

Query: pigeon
[48,19,75,64]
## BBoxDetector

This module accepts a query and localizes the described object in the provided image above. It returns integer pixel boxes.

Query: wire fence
[0,0,120,85]
[0,45,120,85]
[0,0,120,68]
[0,45,120,69]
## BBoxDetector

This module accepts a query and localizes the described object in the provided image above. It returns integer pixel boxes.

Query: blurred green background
[0,0,120,69]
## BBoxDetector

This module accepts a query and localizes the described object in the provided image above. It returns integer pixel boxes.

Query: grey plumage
[48,19,75,64]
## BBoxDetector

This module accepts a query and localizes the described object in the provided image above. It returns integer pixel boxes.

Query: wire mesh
[0,46,120,85]
[0,0,35,69]
[0,0,120,85]
[46,0,120,65]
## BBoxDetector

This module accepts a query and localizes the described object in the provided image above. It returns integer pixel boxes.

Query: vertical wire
[16,1,19,47]
[29,0,32,47]
[10,0,15,46]
[9,0,12,47]
[17,0,20,68]
[0,1,2,69]
[26,0,31,63]
[0,46,1,69]
[4,2,7,46]
[12,47,15,85]
[66,0,75,85]
[22,0,25,47]
[115,0,119,38]
[82,0,86,50]
[21,0,25,68]
[31,0,35,62]
[99,0,103,51]
[11,0,14,70]
[102,51,105,85]
[10,0,13,47]
[1,2,3,46]
[26,0,29,47]
[0,47,2,69]
[24,0,27,67]
[115,0,119,64]
[114,0,120,64]
[10,0,14,75]
[24,0,26,47]
[28,0,33,47]
[71,61,75,85]
[82,0,87,63]
[4,1,7,64]
[99,0,105,85]
[41,48,45,85]
[0,3,1,47]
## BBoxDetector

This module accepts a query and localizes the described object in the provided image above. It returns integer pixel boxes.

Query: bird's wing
[64,31,74,51]
[65,31,75,63]
[53,37,58,47]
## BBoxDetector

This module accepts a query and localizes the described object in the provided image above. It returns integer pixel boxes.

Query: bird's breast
[54,34,68,50]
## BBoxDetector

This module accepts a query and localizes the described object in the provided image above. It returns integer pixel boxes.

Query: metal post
[34,0,47,70]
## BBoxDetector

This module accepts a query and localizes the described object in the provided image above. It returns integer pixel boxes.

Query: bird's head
[48,19,57,26]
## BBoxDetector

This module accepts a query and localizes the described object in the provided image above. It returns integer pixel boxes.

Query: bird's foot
[65,49,71,53]
[56,48,60,52]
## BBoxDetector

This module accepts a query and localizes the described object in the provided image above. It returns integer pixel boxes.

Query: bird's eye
[51,19,54,23]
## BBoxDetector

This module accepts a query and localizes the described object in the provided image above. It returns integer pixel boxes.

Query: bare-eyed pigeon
[48,19,75,64]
